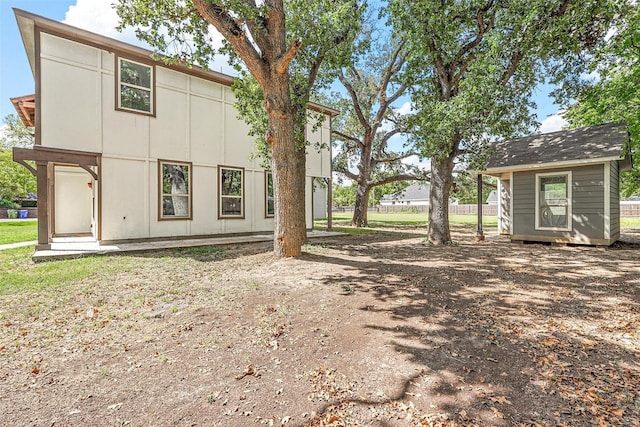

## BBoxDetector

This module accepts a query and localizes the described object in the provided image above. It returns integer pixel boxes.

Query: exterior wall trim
[483,155,623,175]
[14,8,339,117]
[511,234,613,246]
[509,173,514,235]
[604,162,611,240]
[534,170,572,232]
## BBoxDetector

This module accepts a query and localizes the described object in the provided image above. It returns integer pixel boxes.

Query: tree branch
[339,70,372,134]
[333,167,358,181]
[372,174,429,187]
[374,152,421,164]
[193,0,268,85]
[451,0,495,72]
[333,130,364,148]
[275,38,303,74]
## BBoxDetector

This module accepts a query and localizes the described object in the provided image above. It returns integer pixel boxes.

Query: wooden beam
[13,146,100,167]
[476,173,485,241]
[79,164,98,180]
[36,162,50,250]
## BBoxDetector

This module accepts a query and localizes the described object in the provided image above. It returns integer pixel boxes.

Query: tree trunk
[428,153,455,244]
[267,93,307,257]
[352,181,371,227]
[351,143,372,227]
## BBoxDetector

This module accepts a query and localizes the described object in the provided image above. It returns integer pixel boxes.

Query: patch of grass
[621,217,640,228]
[325,226,378,234]
[0,221,37,245]
[0,247,136,296]
[319,212,497,228]
[170,246,225,260]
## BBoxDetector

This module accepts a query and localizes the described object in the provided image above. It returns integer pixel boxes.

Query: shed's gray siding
[610,161,620,240]
[512,164,607,243]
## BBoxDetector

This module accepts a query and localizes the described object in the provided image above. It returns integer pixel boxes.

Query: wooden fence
[338,203,640,217]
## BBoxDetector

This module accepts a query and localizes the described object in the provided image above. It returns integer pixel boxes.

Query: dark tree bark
[427,152,455,244]
[194,0,306,257]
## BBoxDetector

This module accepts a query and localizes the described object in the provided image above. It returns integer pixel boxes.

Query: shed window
[159,160,191,220]
[117,57,154,114]
[219,166,244,218]
[535,172,572,231]
[265,171,274,217]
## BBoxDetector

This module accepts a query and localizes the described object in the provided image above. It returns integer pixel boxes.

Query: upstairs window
[265,171,274,217]
[117,57,154,115]
[219,166,244,218]
[536,172,572,231]
[159,160,191,220]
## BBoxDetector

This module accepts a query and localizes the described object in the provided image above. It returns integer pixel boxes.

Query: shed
[480,123,633,245]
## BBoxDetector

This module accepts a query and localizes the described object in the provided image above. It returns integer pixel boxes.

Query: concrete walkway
[25,230,345,261]
[0,240,38,251]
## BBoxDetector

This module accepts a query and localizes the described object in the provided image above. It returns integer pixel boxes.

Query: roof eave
[481,155,625,175]
[12,8,339,117]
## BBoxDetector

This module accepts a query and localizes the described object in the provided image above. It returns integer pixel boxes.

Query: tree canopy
[116,0,363,257]
[564,4,639,197]
[387,0,624,243]
[331,37,428,226]
[0,114,35,207]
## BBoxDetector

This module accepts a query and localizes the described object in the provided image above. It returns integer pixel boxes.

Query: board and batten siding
[609,160,620,240]
[512,164,608,243]
[38,31,331,242]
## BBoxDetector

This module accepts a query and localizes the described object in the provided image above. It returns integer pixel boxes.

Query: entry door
[54,166,93,236]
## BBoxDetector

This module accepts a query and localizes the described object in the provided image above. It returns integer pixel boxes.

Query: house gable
[11,8,336,246]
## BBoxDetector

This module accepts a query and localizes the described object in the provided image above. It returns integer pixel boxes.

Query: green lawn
[0,221,38,245]
[325,212,640,229]
[621,217,640,228]
[326,211,498,227]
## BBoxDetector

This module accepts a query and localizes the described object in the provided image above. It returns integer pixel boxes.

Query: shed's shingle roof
[486,123,629,170]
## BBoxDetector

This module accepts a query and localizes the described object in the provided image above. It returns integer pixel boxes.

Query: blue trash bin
[18,210,28,218]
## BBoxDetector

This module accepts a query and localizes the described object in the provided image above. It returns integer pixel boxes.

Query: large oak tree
[332,39,428,227]
[388,0,623,244]
[117,0,362,257]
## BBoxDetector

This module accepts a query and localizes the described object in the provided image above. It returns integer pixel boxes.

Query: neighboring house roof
[484,123,631,173]
[12,8,339,118]
[486,190,498,204]
[11,94,35,127]
[381,183,430,202]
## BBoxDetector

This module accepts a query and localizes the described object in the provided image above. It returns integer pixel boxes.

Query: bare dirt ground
[1,226,639,426]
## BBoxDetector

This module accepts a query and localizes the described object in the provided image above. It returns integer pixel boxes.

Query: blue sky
[0,0,566,132]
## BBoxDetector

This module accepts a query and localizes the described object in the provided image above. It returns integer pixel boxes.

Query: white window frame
[535,171,572,231]
[117,57,154,115]
[158,160,192,220]
[265,171,274,218]
[219,166,245,219]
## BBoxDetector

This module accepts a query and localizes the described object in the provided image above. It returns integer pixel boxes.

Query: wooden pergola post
[35,161,51,249]
[476,173,485,241]
[326,177,333,232]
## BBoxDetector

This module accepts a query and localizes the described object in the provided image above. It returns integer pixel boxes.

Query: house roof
[12,8,339,118]
[11,94,35,127]
[381,183,430,201]
[484,123,630,173]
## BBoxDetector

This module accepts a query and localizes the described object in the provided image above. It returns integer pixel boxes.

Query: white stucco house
[11,9,335,250]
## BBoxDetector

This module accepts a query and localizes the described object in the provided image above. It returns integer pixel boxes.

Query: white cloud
[539,111,568,134]
[62,0,233,74]
[396,101,413,116]
[401,154,430,170]
[63,0,138,42]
